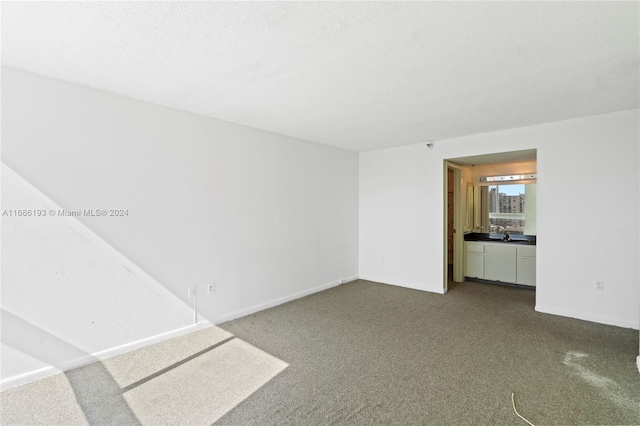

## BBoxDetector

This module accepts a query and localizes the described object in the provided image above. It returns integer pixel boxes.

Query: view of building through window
[488,184,525,234]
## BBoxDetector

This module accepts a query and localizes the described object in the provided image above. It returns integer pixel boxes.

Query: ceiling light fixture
[480,173,537,182]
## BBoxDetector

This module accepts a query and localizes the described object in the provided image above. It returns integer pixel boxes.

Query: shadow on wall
[1,163,195,387]
[1,164,290,424]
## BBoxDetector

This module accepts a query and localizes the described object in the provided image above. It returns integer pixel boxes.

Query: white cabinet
[485,245,517,282]
[465,241,536,286]
[465,243,485,278]
[516,246,536,286]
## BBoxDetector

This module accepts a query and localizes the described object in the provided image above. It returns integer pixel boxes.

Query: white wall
[1,68,359,386]
[360,109,639,329]
[1,164,199,388]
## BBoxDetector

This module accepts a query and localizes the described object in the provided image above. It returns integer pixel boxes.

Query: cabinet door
[517,253,536,285]
[465,253,485,279]
[484,245,517,283]
[517,256,536,286]
[516,246,536,286]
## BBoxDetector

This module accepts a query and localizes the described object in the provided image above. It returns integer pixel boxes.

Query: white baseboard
[216,278,345,324]
[339,275,359,284]
[535,305,639,330]
[0,321,212,391]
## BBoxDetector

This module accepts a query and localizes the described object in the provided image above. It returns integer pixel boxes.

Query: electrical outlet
[208,283,215,294]
[595,281,604,292]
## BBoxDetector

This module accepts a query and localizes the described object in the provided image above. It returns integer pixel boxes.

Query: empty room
[1,2,639,425]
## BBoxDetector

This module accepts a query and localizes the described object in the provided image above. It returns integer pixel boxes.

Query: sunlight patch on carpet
[0,326,288,425]
[123,338,288,424]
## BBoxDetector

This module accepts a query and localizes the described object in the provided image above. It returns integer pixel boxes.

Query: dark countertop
[463,232,536,245]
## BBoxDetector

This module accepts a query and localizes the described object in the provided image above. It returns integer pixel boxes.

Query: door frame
[443,161,465,292]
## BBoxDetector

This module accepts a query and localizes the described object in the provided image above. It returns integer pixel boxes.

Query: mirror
[467,182,536,235]
[466,183,473,231]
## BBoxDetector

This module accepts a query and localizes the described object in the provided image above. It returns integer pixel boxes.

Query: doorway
[447,168,454,272]
[444,149,538,295]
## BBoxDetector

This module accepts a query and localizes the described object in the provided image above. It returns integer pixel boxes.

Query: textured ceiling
[2,2,638,152]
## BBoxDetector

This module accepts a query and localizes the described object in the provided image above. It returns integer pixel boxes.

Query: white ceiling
[2,2,638,153]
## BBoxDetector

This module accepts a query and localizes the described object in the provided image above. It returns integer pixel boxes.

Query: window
[488,184,526,234]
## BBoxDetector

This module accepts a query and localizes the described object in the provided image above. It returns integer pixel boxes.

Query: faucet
[502,232,511,241]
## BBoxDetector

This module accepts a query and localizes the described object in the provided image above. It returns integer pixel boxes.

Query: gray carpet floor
[217,279,640,425]
[2,279,639,425]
